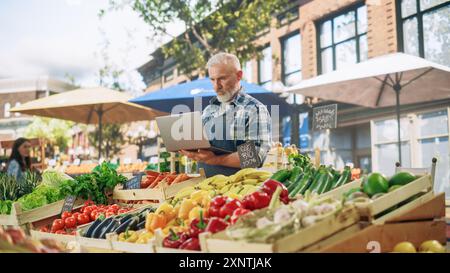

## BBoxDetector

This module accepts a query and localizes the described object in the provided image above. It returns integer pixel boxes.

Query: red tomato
[39,226,49,233]
[83,212,91,220]
[51,219,65,232]
[90,210,99,221]
[55,230,67,235]
[117,209,128,214]
[77,213,90,225]
[64,217,77,229]
[72,212,81,222]
[61,211,72,220]
[82,206,93,215]
[109,204,120,212]
[105,211,115,218]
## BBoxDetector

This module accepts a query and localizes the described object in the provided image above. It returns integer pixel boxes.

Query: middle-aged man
[180,52,272,177]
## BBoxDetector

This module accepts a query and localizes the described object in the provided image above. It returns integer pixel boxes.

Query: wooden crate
[309,220,446,253]
[355,175,433,224]
[303,192,446,253]
[152,228,203,253]
[113,172,205,202]
[76,230,113,250]
[321,178,362,199]
[30,229,78,244]
[203,206,360,253]
[0,198,85,227]
[107,231,155,253]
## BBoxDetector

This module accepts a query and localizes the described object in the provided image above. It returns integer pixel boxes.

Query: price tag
[123,173,144,190]
[61,195,76,215]
[312,104,337,131]
[238,141,261,169]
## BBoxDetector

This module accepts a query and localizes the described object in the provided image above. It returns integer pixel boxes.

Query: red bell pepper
[188,210,209,238]
[162,229,189,249]
[205,217,229,234]
[230,208,250,224]
[219,199,243,218]
[261,179,289,199]
[179,237,201,251]
[246,191,271,210]
[209,196,231,217]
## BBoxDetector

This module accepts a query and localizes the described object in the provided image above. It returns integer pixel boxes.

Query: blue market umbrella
[130,78,292,116]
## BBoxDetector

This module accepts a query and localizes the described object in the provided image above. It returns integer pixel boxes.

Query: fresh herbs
[59,162,127,205]
[0,173,21,201]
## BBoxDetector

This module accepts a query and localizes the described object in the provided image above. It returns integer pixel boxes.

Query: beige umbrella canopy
[287,53,450,164]
[10,87,166,157]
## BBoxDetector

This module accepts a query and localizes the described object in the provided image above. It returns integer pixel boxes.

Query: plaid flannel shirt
[202,89,272,164]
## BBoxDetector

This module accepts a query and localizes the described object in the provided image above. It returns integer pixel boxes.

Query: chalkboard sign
[238,141,261,169]
[123,173,144,190]
[312,104,337,131]
[61,195,76,215]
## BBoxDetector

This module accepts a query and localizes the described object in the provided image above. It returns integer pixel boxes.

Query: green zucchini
[289,172,312,197]
[270,169,291,183]
[332,166,351,189]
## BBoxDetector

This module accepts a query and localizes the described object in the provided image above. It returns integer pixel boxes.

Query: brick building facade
[138,0,450,197]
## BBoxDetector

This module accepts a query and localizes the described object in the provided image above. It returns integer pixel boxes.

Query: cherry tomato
[64,217,77,229]
[51,219,65,232]
[54,230,67,235]
[61,211,72,220]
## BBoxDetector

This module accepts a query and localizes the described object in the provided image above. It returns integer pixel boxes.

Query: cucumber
[298,175,314,195]
[289,172,312,197]
[332,166,351,189]
[288,166,301,183]
[270,169,291,183]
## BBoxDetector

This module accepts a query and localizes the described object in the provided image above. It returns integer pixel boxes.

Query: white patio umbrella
[286,53,450,164]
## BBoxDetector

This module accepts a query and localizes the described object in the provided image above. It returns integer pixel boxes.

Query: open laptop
[156,112,233,155]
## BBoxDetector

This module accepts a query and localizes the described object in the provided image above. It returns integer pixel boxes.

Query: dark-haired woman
[6,138,32,181]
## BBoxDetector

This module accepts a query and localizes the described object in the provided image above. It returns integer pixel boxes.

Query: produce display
[37,201,134,235]
[116,162,149,173]
[343,171,419,203]
[0,226,64,253]
[270,154,354,198]
[392,240,446,253]
[59,162,127,204]
[0,170,65,215]
[225,195,343,243]
[81,206,154,242]
[173,168,272,201]
[140,170,191,189]
[64,163,97,175]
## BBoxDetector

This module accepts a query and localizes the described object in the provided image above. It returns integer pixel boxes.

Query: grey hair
[206,52,241,71]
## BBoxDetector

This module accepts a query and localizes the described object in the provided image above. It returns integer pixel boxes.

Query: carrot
[172,173,189,184]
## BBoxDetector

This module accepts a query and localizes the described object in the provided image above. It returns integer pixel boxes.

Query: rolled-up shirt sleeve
[246,105,272,166]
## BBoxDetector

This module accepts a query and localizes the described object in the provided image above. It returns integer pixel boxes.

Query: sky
[0,0,184,94]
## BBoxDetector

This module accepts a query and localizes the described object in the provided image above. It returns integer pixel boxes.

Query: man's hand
[180,149,219,165]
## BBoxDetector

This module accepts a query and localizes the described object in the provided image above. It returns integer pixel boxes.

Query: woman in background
[7,138,32,181]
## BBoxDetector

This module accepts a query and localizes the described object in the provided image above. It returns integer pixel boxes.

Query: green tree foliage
[107,0,288,77]
[24,117,73,153]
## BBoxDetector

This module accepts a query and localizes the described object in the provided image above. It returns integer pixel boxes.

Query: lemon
[392,242,417,253]
[419,240,445,253]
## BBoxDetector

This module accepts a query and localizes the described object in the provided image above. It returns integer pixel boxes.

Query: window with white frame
[371,108,450,198]
[14,102,21,117]
[242,60,253,83]
[4,102,11,118]
[282,32,302,87]
[258,45,272,90]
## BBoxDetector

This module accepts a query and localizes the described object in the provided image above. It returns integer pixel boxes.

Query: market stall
[1,152,447,253]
